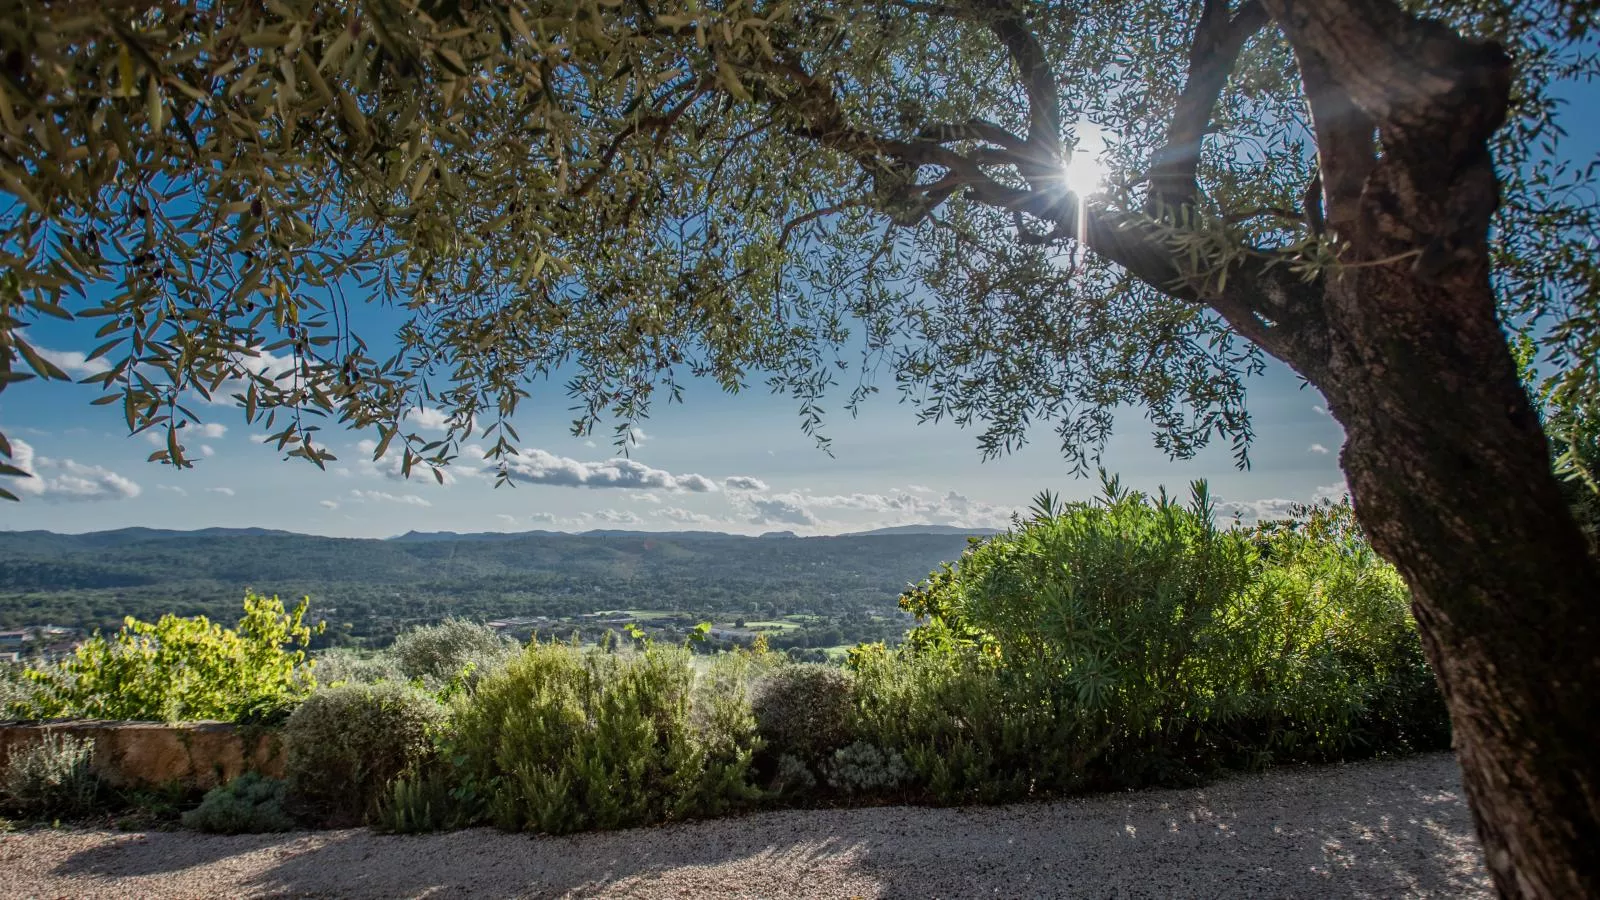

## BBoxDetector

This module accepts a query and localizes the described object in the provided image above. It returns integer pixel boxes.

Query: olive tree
[1,1,1597,894]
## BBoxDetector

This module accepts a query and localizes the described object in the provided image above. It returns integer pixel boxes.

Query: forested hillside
[0,528,988,645]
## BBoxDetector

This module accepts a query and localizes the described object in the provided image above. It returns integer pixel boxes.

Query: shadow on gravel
[48,754,1488,898]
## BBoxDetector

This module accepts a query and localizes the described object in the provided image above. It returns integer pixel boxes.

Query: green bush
[282,682,444,826]
[391,619,516,688]
[750,663,855,764]
[12,593,319,723]
[181,773,295,834]
[0,730,99,817]
[0,662,41,716]
[868,477,1448,801]
[455,641,757,834]
[849,644,1088,803]
[371,769,482,834]
[826,742,910,795]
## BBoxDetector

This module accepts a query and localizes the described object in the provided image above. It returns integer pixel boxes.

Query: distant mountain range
[384,524,1001,542]
[0,524,1002,634]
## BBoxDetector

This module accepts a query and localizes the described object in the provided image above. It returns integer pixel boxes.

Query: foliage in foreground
[10,593,319,723]
[0,730,99,817]
[453,641,759,835]
[181,773,296,834]
[282,682,445,827]
[859,480,1447,802]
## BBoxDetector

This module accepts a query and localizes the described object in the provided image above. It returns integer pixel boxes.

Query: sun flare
[1061,123,1112,197]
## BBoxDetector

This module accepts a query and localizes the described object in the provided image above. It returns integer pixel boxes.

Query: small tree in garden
[14,592,319,723]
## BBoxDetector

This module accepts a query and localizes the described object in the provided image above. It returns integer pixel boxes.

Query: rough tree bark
[1258,2,1600,896]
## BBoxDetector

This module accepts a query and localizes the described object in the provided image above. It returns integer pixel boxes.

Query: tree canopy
[1,0,1595,497]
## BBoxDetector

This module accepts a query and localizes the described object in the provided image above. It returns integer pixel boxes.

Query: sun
[1061,123,1111,197]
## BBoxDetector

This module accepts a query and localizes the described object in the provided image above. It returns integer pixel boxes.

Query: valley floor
[0,752,1486,899]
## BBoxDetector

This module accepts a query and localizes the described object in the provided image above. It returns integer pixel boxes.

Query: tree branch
[1147,0,1270,214]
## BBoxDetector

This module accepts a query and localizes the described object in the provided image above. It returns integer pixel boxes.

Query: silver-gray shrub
[312,647,407,687]
[826,741,910,795]
[0,730,99,817]
[390,618,517,687]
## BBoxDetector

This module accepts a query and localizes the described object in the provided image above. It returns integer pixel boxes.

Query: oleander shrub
[12,593,319,723]
[863,476,1448,802]
[181,773,295,834]
[283,682,444,826]
[0,730,99,817]
[455,641,757,835]
[750,664,855,764]
[391,619,516,688]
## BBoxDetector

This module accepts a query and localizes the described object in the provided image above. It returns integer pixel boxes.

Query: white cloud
[1215,483,1349,526]
[200,445,216,458]
[404,407,451,432]
[625,492,663,504]
[905,484,935,494]
[4,440,141,503]
[206,487,236,497]
[1313,405,1329,416]
[497,449,717,493]
[722,476,769,492]
[495,513,520,526]
[738,488,1012,530]
[628,427,649,447]
[528,512,559,525]
[157,484,188,497]
[319,500,340,510]
[587,508,644,525]
[744,495,821,527]
[1308,443,1330,454]
[193,423,228,439]
[655,506,719,526]
[584,440,597,448]
[348,489,431,507]
[36,347,111,379]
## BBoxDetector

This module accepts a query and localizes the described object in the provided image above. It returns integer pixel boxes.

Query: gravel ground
[0,752,1487,899]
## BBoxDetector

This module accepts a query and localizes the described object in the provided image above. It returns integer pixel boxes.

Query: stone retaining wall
[0,720,282,790]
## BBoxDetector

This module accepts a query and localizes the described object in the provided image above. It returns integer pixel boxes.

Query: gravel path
[1,752,1487,899]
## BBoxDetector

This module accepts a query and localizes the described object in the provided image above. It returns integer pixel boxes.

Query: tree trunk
[1243,3,1600,895]
[1319,264,1600,899]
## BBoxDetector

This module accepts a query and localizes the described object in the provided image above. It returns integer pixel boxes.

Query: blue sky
[0,309,1348,537]
[2,75,1594,539]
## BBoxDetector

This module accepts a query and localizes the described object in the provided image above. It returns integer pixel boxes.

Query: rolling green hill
[0,528,992,646]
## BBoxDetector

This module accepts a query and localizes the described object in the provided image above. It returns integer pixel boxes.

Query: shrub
[772,754,817,795]
[826,742,910,795]
[873,476,1449,799]
[849,644,1087,803]
[14,593,319,723]
[455,641,757,834]
[750,663,855,764]
[181,773,295,834]
[312,647,406,687]
[0,662,41,718]
[370,769,482,834]
[0,731,99,817]
[283,682,444,826]
[391,619,516,687]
